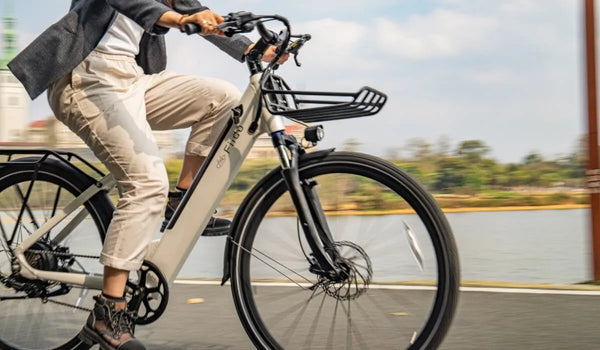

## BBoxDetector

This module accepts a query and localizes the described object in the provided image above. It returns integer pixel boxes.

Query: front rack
[261,75,387,123]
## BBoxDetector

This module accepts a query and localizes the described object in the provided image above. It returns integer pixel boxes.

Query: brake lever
[287,34,311,67]
[293,55,302,67]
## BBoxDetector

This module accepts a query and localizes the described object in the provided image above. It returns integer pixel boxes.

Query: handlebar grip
[184,23,202,35]
[251,38,271,57]
[245,37,272,62]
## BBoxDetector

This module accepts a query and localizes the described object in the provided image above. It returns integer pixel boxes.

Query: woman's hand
[263,46,290,65]
[245,44,291,65]
[158,9,224,36]
[180,9,225,36]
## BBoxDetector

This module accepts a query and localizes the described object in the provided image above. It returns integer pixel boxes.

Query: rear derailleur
[0,241,74,301]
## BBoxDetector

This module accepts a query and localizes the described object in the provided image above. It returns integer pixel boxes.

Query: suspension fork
[272,132,342,279]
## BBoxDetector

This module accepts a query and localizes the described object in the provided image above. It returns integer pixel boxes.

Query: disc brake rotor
[319,241,373,301]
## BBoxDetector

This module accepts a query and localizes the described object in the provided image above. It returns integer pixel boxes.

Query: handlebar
[182,12,311,69]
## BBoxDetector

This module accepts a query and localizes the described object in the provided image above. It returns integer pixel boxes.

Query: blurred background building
[0,8,28,144]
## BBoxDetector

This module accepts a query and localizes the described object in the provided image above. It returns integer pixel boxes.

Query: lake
[177,209,591,284]
[0,208,592,284]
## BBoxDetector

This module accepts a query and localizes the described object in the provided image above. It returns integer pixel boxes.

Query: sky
[1,0,589,163]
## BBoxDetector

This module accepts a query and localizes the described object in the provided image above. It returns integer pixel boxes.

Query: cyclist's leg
[145,71,241,233]
[144,71,241,188]
[48,51,168,349]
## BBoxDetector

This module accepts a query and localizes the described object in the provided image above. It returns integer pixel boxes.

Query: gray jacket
[8,0,252,99]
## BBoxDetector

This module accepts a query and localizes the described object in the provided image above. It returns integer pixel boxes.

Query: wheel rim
[233,158,457,350]
[0,170,106,350]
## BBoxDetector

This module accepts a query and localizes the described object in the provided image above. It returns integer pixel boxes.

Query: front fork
[272,132,345,280]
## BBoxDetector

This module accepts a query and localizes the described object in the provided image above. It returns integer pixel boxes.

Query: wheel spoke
[280,291,313,347]
[339,297,368,349]
[250,285,305,305]
[233,238,314,287]
[14,182,40,232]
[302,292,327,349]
[46,185,63,239]
[263,288,322,326]
[0,218,9,260]
[326,299,340,349]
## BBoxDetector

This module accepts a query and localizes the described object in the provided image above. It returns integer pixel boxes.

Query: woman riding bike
[8,1,288,349]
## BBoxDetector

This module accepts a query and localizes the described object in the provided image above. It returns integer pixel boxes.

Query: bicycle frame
[9,71,338,291]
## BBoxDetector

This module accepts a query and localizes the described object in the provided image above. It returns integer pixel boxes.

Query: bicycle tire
[0,157,113,350]
[230,151,459,350]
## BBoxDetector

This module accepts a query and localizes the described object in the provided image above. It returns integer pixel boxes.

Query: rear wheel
[0,158,113,350]
[230,152,459,349]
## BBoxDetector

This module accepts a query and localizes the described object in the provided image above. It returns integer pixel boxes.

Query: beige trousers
[47,50,241,271]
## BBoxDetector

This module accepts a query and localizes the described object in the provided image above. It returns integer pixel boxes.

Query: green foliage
[456,140,490,162]
[80,135,588,210]
[388,136,587,207]
[432,157,468,192]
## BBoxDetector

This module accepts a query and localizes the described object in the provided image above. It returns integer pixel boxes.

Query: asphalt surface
[130,283,600,350]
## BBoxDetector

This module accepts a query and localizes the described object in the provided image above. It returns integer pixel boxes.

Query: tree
[433,157,468,192]
[405,137,433,161]
[435,135,452,158]
[563,135,586,179]
[455,140,490,162]
[523,152,543,165]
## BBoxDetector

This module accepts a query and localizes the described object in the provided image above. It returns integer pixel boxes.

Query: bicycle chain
[26,249,100,260]
[45,297,91,312]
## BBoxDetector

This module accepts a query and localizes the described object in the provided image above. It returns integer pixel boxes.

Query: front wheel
[230,151,459,350]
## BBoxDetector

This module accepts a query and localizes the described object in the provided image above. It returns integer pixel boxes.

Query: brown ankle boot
[79,294,145,350]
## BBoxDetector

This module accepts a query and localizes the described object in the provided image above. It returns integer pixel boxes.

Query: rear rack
[261,75,387,123]
[0,149,106,181]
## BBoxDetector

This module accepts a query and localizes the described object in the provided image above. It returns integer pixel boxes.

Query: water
[177,209,591,284]
[448,209,590,284]
[1,209,591,284]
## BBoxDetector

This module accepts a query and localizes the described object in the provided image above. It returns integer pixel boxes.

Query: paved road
[133,283,600,350]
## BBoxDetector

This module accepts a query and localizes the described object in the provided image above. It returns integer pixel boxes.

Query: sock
[175,186,188,192]
[101,292,126,302]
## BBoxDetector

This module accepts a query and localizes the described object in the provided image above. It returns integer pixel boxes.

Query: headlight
[304,125,324,143]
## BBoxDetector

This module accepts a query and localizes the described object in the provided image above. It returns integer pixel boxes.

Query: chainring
[126,260,169,325]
